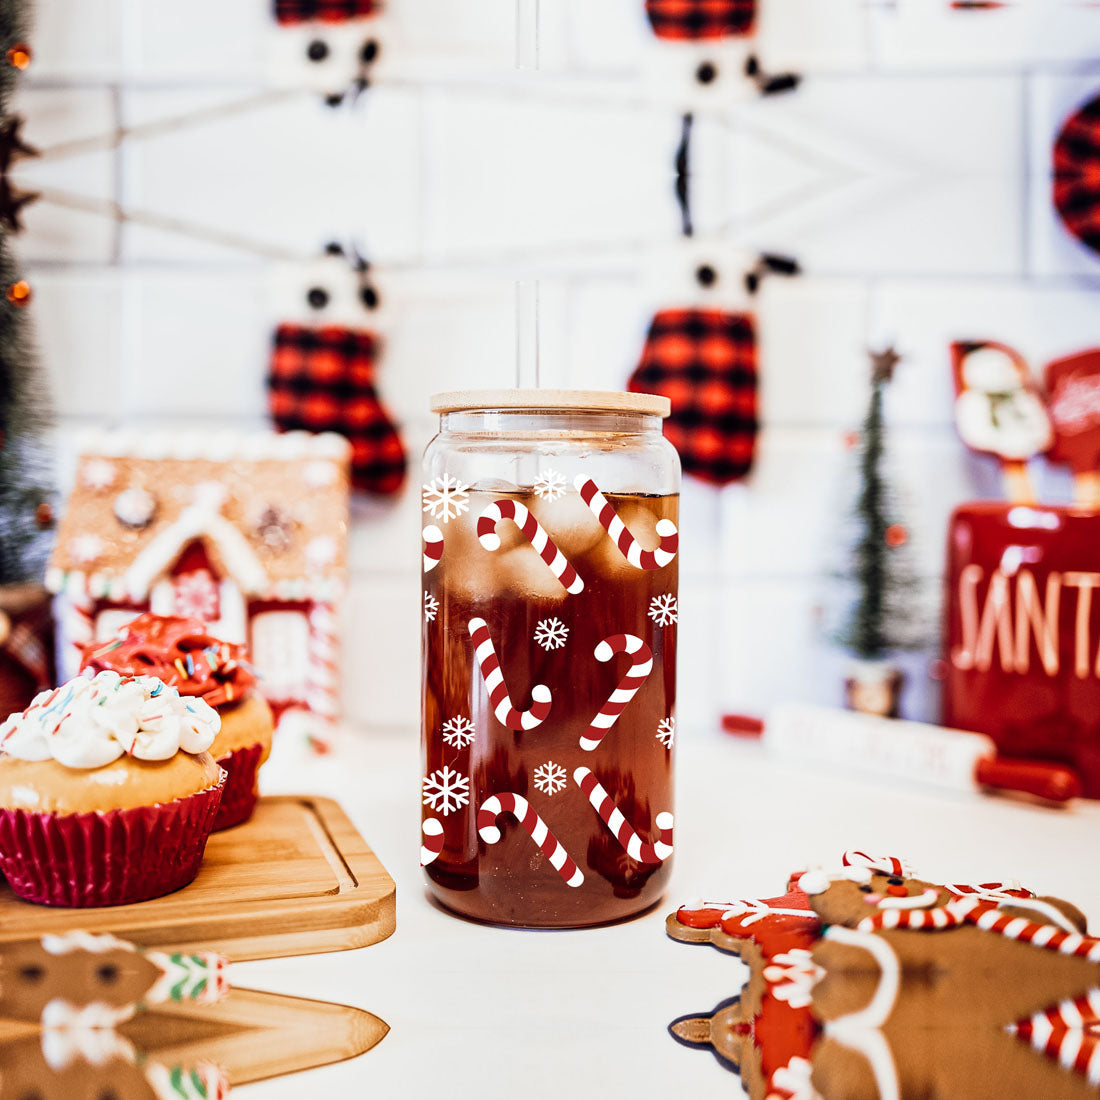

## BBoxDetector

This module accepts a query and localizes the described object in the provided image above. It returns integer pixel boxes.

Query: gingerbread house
[46,430,350,732]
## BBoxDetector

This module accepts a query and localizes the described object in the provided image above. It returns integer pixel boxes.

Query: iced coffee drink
[421,391,679,928]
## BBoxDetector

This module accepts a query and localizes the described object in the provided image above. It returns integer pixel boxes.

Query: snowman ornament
[267,244,406,496]
[269,1,383,106]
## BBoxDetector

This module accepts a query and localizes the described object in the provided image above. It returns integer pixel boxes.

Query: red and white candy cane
[305,601,340,722]
[842,851,911,878]
[468,617,552,731]
[1015,1018,1100,1083]
[477,793,584,887]
[573,766,673,863]
[422,524,443,574]
[580,633,653,751]
[574,475,678,570]
[421,817,444,867]
[476,499,583,595]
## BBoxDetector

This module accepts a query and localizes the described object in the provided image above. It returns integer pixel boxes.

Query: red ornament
[842,430,860,450]
[5,43,31,70]
[34,501,53,528]
[6,280,31,306]
[885,523,908,547]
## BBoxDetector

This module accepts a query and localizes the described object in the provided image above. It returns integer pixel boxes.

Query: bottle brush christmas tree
[0,236,51,586]
[0,233,55,714]
[837,347,923,717]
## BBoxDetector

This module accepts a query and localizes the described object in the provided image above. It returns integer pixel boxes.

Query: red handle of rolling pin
[721,713,765,738]
[975,758,1082,802]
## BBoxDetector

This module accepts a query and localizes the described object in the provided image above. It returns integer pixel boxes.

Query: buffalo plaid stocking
[268,323,407,495]
[1054,91,1100,259]
[628,308,758,484]
[644,0,756,39]
[274,0,379,24]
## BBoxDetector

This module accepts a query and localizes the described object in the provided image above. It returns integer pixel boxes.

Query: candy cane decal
[420,817,444,867]
[469,617,553,731]
[478,793,584,887]
[476,499,583,594]
[574,475,678,570]
[580,633,653,751]
[422,524,443,573]
[573,766,673,863]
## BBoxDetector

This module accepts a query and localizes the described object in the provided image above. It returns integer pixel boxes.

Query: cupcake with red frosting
[81,615,274,830]
[0,671,224,906]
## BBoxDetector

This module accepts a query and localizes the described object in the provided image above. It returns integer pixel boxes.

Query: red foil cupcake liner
[213,742,265,831]
[0,777,225,908]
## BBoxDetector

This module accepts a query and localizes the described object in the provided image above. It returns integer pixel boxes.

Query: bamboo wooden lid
[430,389,670,417]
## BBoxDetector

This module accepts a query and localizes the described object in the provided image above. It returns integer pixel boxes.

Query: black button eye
[695,264,717,288]
[361,39,379,64]
[695,61,717,85]
[859,885,874,893]
[887,877,904,886]
[96,964,119,984]
[307,287,329,309]
[360,286,379,309]
[306,39,329,62]
[18,964,44,982]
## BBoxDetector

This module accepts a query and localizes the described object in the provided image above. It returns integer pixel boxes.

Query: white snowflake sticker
[533,468,567,502]
[442,715,475,749]
[422,474,470,524]
[423,592,439,622]
[533,617,569,651]
[174,569,219,621]
[533,761,567,797]
[657,717,675,750]
[648,593,679,627]
[422,766,470,817]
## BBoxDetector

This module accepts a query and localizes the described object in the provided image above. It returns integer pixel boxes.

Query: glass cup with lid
[420,389,680,928]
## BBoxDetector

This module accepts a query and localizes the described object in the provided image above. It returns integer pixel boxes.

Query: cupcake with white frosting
[0,670,226,907]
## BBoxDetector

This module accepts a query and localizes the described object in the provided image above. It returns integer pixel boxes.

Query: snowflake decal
[533,761,567,797]
[422,474,470,524]
[533,468,567,502]
[533,617,569,651]
[174,570,219,621]
[656,717,675,749]
[442,715,475,749]
[422,766,470,816]
[648,593,679,627]
[423,592,439,622]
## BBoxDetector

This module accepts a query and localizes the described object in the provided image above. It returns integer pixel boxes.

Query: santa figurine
[951,341,1053,503]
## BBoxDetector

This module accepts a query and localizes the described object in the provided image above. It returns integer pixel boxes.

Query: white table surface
[237,726,1100,1099]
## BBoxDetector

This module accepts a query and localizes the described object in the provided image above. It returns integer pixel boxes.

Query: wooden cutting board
[0,795,396,961]
[0,987,389,1087]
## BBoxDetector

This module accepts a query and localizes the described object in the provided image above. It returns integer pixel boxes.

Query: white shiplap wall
[13,0,1100,734]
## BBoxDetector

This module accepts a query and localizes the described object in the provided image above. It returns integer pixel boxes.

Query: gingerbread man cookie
[0,931,228,1025]
[669,853,1100,1100]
